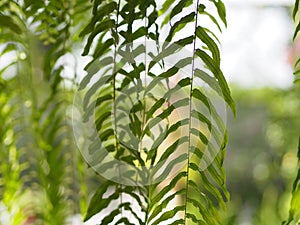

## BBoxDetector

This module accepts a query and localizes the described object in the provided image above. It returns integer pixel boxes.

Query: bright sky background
[226,0,293,5]
[62,0,298,90]
[221,0,295,88]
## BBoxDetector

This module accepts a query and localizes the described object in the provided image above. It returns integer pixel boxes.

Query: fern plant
[0,77,26,225]
[1,0,236,224]
[74,0,235,224]
[0,0,91,224]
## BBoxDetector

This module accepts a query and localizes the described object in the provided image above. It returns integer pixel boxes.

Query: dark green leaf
[0,14,22,34]
[195,49,235,115]
[84,183,117,221]
[196,26,220,65]
[151,206,185,225]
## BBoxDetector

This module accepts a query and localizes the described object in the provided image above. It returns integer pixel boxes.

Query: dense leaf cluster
[77,0,234,224]
[0,0,236,224]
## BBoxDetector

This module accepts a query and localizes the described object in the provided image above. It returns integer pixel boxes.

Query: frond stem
[112,0,123,218]
[184,0,201,223]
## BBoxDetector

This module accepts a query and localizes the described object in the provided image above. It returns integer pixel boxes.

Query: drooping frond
[0,1,88,224]
[76,0,234,224]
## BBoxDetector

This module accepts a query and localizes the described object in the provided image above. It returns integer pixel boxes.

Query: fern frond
[0,1,87,223]
[76,0,234,224]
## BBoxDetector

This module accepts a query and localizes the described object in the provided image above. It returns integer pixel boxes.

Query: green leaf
[115,217,135,225]
[161,0,193,28]
[187,197,214,224]
[154,137,189,164]
[151,206,185,225]
[170,0,192,21]
[196,26,220,65]
[190,162,228,210]
[194,69,222,96]
[199,6,222,32]
[148,189,186,222]
[165,12,196,42]
[149,36,194,69]
[146,98,165,120]
[0,14,22,34]
[101,208,120,224]
[293,0,299,19]
[149,171,187,206]
[79,1,117,37]
[82,19,115,55]
[153,153,188,184]
[159,0,174,16]
[195,49,236,115]
[79,56,113,90]
[210,0,227,27]
[186,213,206,224]
[293,21,300,40]
[84,183,117,221]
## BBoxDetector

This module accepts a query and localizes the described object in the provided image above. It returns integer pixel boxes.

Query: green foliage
[77,0,234,224]
[0,81,25,225]
[0,0,91,224]
[282,1,300,223]
[222,86,300,225]
[1,1,299,224]
[283,138,300,225]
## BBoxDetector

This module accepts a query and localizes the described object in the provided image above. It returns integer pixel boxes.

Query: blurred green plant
[221,86,300,225]
[0,0,92,224]
[0,0,298,225]
[283,138,300,225]
[1,0,235,224]
[282,0,300,224]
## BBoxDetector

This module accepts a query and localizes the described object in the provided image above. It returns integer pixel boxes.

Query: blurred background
[220,0,300,224]
[0,0,299,224]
